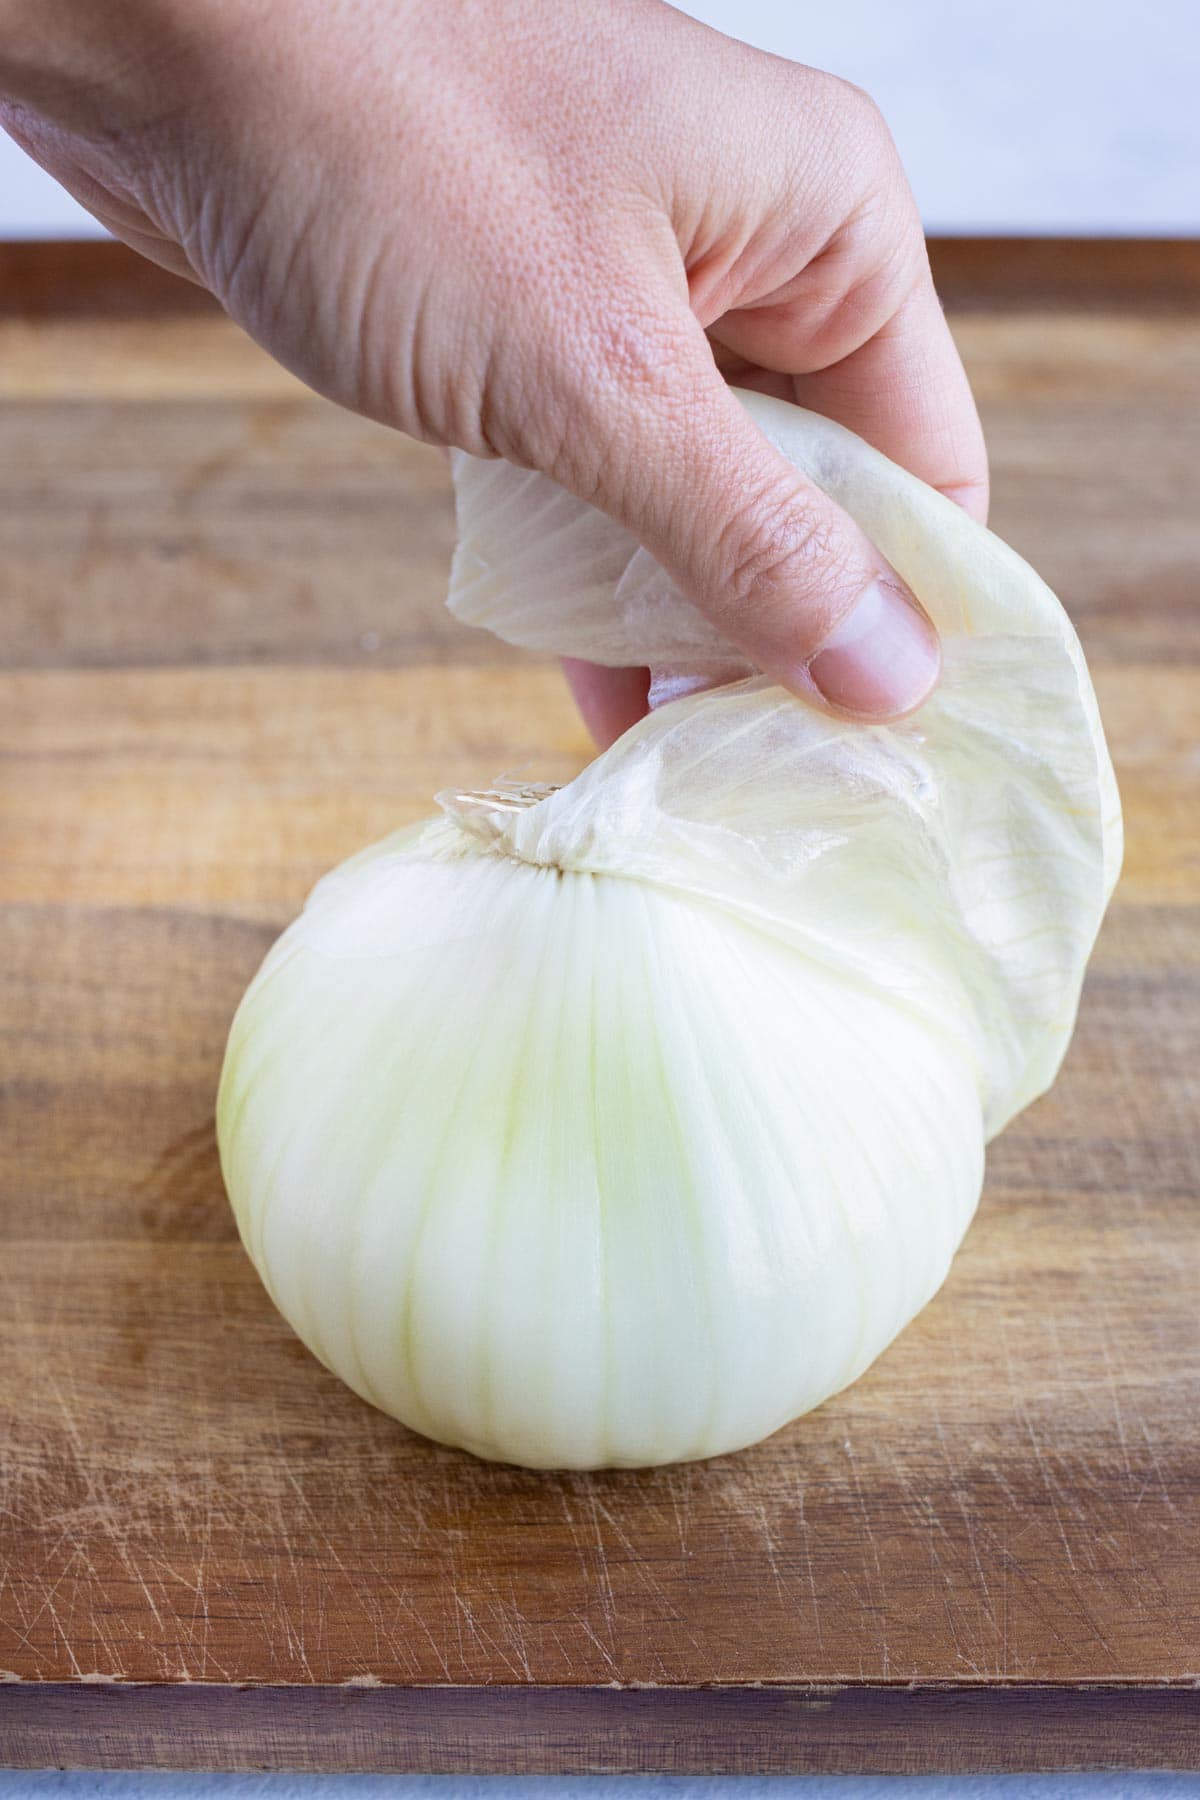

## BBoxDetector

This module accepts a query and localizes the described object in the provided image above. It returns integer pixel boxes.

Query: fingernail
[805,577,940,718]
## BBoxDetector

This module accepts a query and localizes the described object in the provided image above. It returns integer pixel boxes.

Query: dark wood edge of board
[2,1682,1198,1774]
[1,237,1198,319]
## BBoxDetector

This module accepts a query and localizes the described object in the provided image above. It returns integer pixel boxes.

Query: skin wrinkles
[0,0,988,739]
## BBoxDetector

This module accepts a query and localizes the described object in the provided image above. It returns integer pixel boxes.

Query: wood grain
[2,316,1197,670]
[2,1684,1199,1775]
[1,242,1198,1772]
[5,237,1200,319]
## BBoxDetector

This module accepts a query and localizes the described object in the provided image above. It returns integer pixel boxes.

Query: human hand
[2,0,987,743]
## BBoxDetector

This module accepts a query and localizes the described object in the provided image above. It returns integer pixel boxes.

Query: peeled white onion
[217,391,1121,1469]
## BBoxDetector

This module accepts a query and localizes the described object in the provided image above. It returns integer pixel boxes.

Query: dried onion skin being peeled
[217,391,1121,1469]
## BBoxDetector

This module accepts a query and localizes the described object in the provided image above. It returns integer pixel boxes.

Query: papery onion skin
[217,392,1121,1470]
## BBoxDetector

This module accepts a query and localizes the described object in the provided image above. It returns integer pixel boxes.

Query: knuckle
[539,299,703,497]
[579,302,700,409]
[713,482,862,647]
[805,68,890,151]
[832,75,890,145]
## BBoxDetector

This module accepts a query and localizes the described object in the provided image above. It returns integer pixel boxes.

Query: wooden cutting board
[1,241,1197,1774]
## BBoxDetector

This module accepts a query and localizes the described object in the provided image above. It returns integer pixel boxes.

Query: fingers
[696,73,987,529]
[549,316,940,722]
[786,277,990,524]
[711,253,989,526]
[561,659,651,749]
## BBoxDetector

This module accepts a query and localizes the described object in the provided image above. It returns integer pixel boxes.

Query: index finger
[714,273,990,525]
[792,275,990,522]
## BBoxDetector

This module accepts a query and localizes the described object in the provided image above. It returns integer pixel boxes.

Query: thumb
[554,324,940,721]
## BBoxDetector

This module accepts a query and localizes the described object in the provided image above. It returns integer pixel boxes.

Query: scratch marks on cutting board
[3,1202,1198,1686]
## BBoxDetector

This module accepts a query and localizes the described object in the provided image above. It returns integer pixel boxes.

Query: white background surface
[1,0,1197,238]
